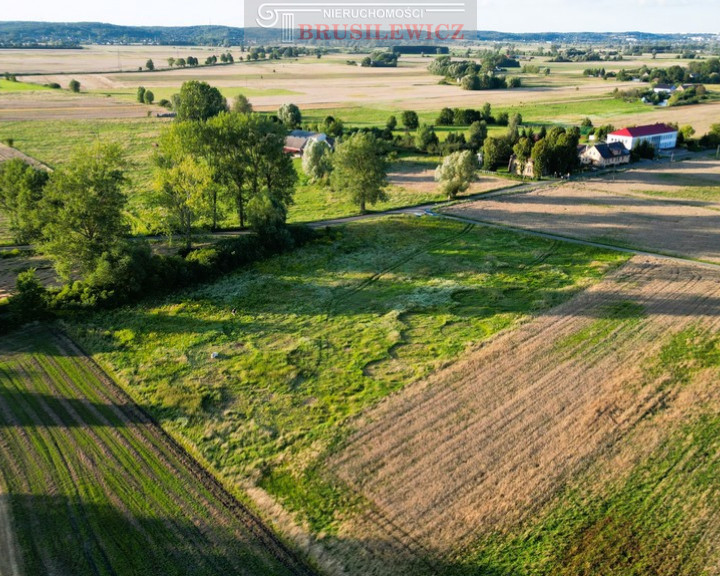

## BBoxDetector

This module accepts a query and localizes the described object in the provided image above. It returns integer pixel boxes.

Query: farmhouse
[579,142,631,168]
[284,130,330,156]
[607,123,678,150]
[653,83,676,94]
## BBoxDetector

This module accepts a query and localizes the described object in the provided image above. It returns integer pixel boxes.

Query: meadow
[69,216,625,541]
[0,328,312,576]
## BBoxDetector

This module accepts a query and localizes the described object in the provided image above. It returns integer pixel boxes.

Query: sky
[1,0,719,34]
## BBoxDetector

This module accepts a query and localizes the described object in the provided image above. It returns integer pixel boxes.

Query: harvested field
[0,91,161,121]
[0,328,314,576]
[445,161,720,263]
[331,256,720,575]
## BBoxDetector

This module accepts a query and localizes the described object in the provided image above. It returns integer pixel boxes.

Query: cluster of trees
[483,123,579,178]
[360,52,398,68]
[0,82,318,328]
[167,53,235,68]
[428,56,517,90]
[617,58,720,85]
[668,84,708,106]
[435,104,515,127]
[246,46,320,61]
[582,67,617,79]
[136,86,155,104]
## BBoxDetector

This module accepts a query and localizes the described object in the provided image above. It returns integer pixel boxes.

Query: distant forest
[0,21,718,47]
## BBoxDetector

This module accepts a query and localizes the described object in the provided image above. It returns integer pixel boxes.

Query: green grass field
[636,186,720,202]
[71,216,626,533]
[0,328,309,576]
[0,79,52,92]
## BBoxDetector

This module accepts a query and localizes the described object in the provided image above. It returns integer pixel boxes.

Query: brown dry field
[604,100,720,136]
[329,255,720,575]
[4,50,718,132]
[22,57,647,112]
[0,45,226,74]
[0,91,162,121]
[445,159,720,263]
[387,164,514,195]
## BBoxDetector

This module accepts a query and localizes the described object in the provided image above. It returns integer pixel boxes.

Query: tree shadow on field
[5,494,306,576]
[0,385,147,428]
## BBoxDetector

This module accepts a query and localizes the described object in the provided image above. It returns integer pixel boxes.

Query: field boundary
[435,209,720,271]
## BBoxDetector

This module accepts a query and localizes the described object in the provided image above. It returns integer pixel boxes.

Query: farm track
[331,255,720,573]
[0,328,317,576]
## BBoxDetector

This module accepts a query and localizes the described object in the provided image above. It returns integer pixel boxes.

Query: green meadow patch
[72,217,626,531]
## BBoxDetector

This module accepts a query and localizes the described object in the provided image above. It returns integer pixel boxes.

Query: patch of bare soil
[330,257,720,573]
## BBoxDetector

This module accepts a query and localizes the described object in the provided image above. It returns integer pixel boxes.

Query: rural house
[579,142,631,168]
[652,83,676,94]
[607,123,678,150]
[284,130,331,156]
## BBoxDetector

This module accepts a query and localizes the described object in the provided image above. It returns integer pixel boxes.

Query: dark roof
[610,123,677,138]
[284,136,308,151]
[289,130,316,138]
[592,142,630,160]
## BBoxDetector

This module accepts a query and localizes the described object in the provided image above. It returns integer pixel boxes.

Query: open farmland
[331,255,720,575]
[0,328,313,576]
[445,159,720,263]
[2,49,715,131]
[68,216,626,571]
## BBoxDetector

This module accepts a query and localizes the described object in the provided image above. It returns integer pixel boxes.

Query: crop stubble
[331,256,720,573]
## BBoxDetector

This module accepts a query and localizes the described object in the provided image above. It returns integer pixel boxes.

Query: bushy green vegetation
[72,217,626,532]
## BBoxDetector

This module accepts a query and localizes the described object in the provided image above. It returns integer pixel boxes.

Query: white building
[607,123,678,151]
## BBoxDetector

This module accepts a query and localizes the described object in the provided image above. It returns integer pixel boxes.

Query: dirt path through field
[331,255,720,573]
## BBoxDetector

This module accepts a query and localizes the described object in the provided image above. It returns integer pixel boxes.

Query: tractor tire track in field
[334,222,475,303]
[331,256,720,575]
[0,328,317,576]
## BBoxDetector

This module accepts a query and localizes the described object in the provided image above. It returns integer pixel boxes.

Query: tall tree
[39,143,128,279]
[331,132,388,213]
[0,159,48,243]
[482,136,513,170]
[434,150,478,199]
[401,110,419,131]
[302,138,332,183]
[175,80,227,122]
[278,103,302,128]
[154,156,214,250]
[468,120,488,153]
[232,94,253,114]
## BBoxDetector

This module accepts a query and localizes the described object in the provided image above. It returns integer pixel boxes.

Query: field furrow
[332,256,720,572]
[0,328,315,576]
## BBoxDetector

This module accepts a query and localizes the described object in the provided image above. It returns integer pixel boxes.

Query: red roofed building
[607,123,678,151]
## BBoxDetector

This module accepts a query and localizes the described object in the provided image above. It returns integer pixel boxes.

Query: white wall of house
[608,131,677,150]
